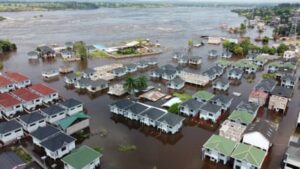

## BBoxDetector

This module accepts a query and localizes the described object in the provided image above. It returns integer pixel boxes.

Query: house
[5,72,31,88]
[202,134,237,164]
[123,102,149,120]
[242,120,276,151]
[11,88,43,110]
[112,67,127,77]
[40,132,76,159]
[65,73,80,85]
[37,46,56,59]
[147,58,158,66]
[249,89,268,106]
[59,98,83,116]
[188,56,202,65]
[247,53,258,61]
[167,77,185,90]
[268,61,297,74]
[255,79,277,93]
[179,99,203,117]
[157,113,184,134]
[283,50,296,60]
[0,93,23,118]
[0,120,24,144]
[150,64,182,81]
[192,90,215,103]
[268,86,293,112]
[228,68,243,80]
[231,143,267,169]
[109,99,134,115]
[228,110,255,126]
[75,78,93,90]
[61,49,75,59]
[0,151,26,169]
[177,55,188,64]
[86,79,109,93]
[219,120,247,142]
[82,68,96,79]
[216,59,232,68]
[212,79,229,91]
[253,56,268,67]
[62,145,102,169]
[30,125,60,146]
[221,50,232,59]
[41,105,67,123]
[283,137,300,169]
[0,75,15,93]
[236,101,260,116]
[208,50,218,59]
[139,107,166,127]
[124,63,138,73]
[27,51,39,60]
[87,45,96,53]
[29,83,59,104]
[202,65,224,81]
[55,112,90,135]
[137,60,149,69]
[210,94,233,111]
[233,59,258,74]
[199,102,222,123]
[18,111,46,133]
[281,74,296,89]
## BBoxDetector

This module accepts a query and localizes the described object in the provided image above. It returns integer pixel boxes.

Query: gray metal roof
[66,73,78,80]
[244,120,276,143]
[0,120,22,134]
[281,74,296,82]
[213,78,229,86]
[181,99,203,110]
[271,86,293,98]
[139,108,166,121]
[18,111,46,124]
[210,94,232,105]
[0,151,24,169]
[41,105,65,116]
[59,98,82,109]
[125,102,149,115]
[255,79,277,93]
[89,79,108,87]
[40,132,76,152]
[125,63,137,69]
[110,99,134,109]
[30,125,60,141]
[157,113,184,127]
[112,67,127,74]
[203,65,224,77]
[83,68,95,74]
[229,68,243,75]
[200,102,222,113]
[169,77,184,85]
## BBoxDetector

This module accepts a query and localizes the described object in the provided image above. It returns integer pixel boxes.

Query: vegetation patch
[90,50,109,58]
[0,39,17,54]
[14,146,32,163]
[262,73,277,79]
[118,144,137,152]
[93,146,104,153]
[168,103,180,114]
[173,92,191,102]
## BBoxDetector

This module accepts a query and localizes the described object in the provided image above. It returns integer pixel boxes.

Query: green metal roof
[217,59,233,67]
[192,91,214,101]
[203,134,238,156]
[55,112,89,130]
[269,61,296,69]
[228,110,255,125]
[234,59,258,69]
[231,143,266,167]
[62,145,102,169]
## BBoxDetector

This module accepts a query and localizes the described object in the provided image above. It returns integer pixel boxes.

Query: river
[0,6,294,169]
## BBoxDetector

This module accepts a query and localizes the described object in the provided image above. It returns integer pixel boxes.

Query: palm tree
[136,76,148,90]
[124,76,136,98]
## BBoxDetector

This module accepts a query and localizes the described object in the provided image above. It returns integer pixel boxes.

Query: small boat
[232,92,241,97]
[59,66,73,74]
[42,69,59,80]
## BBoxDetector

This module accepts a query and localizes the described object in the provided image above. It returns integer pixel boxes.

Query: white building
[18,111,46,133]
[0,120,24,144]
[11,88,43,111]
[59,98,83,116]
[283,50,296,60]
[156,113,184,134]
[41,105,67,123]
[30,125,60,146]
[4,72,31,89]
[29,83,59,104]
[0,93,23,118]
[0,75,15,93]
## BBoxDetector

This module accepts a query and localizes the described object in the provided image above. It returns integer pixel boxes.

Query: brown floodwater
[0,7,294,169]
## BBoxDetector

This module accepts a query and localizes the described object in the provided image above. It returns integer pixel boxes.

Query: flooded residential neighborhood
[0,1,300,169]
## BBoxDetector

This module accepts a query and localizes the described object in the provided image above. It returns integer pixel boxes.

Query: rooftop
[200,102,222,113]
[249,90,268,99]
[244,120,276,142]
[219,120,247,142]
[203,134,238,156]
[271,86,293,98]
[29,83,57,96]
[0,93,21,108]
[181,99,203,110]
[12,88,40,101]
[0,120,22,134]
[55,112,89,130]
[157,113,184,127]
[231,143,267,168]
[59,98,83,108]
[211,94,232,105]
[237,101,260,115]
[139,107,167,121]
[255,79,277,93]
[18,111,45,124]
[4,72,29,82]
[228,110,255,125]
[41,105,65,116]
[40,132,76,152]
[110,99,133,109]
[30,125,60,141]
[62,145,102,169]
[192,90,215,101]
[0,75,14,86]
[125,102,149,115]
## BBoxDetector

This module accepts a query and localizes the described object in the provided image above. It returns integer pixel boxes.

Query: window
[61,146,67,151]
[15,129,21,133]
[59,112,64,115]
[39,120,44,123]
[16,105,21,108]
[77,105,82,108]
[4,133,11,137]
[71,107,75,110]
[51,115,57,118]
[30,123,36,127]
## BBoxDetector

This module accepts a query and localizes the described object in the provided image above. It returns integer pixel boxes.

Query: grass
[90,50,109,58]
[93,146,104,153]
[262,73,277,79]
[168,103,180,114]
[118,144,137,152]
[173,92,192,102]
[14,146,32,162]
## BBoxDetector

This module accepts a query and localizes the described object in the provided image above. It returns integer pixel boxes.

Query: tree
[240,23,246,33]
[168,103,180,114]
[188,39,193,47]
[234,46,244,57]
[135,76,148,90]
[262,36,269,45]
[124,76,136,97]
[73,41,87,60]
[277,43,289,56]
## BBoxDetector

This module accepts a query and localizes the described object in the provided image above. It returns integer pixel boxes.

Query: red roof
[29,83,57,96]
[0,93,21,108]
[11,88,40,101]
[250,90,268,99]
[5,72,29,82]
[0,75,14,86]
